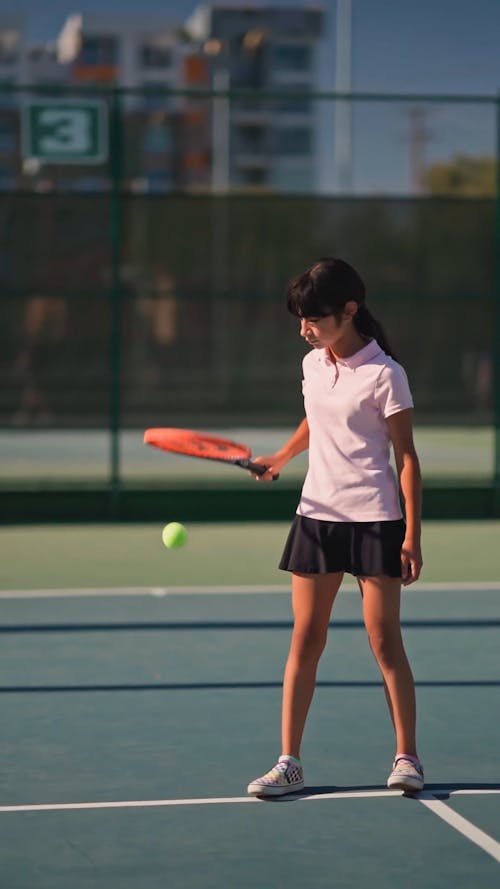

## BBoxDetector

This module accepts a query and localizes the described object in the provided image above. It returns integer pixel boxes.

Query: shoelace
[394,759,422,773]
[269,762,289,776]
[259,761,294,783]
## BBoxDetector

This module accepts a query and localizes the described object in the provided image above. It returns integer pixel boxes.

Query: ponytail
[354,304,398,361]
[286,257,399,361]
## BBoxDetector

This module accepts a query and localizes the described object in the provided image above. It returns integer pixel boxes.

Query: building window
[140,43,171,68]
[236,125,267,155]
[242,168,268,186]
[272,164,314,192]
[274,85,312,114]
[0,30,20,64]
[271,44,311,71]
[0,82,15,108]
[0,119,15,153]
[275,127,312,155]
[232,41,266,88]
[80,36,118,66]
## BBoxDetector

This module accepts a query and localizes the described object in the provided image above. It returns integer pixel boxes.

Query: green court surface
[0,585,498,888]
[1,520,500,589]
[0,522,499,887]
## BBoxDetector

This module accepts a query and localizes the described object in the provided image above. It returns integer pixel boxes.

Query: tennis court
[0,21,499,887]
[0,522,499,888]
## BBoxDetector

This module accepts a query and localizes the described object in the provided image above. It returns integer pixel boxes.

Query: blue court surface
[0,583,499,888]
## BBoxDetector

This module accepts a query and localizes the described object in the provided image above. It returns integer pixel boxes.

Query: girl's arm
[386,408,423,585]
[251,417,309,481]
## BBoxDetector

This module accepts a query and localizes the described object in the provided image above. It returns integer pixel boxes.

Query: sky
[1,0,499,192]
[3,0,499,94]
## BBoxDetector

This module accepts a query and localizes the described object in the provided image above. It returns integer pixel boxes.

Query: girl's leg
[358,575,417,756]
[281,571,343,758]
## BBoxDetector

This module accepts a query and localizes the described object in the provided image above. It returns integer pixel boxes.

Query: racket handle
[245,459,279,481]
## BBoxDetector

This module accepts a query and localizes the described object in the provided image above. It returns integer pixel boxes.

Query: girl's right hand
[250,454,287,481]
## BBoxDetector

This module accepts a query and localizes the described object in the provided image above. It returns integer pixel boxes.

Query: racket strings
[144,428,251,462]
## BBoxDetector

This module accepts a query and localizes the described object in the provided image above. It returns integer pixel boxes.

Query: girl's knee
[291,624,328,661]
[366,626,403,669]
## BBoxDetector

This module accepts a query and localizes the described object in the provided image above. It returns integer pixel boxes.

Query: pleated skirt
[279,515,406,578]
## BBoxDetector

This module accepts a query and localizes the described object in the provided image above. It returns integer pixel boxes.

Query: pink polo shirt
[297,339,413,522]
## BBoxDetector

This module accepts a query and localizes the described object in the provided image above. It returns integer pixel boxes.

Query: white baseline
[1,582,500,599]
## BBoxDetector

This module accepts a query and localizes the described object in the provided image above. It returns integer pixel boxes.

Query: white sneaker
[247,756,304,797]
[387,756,424,792]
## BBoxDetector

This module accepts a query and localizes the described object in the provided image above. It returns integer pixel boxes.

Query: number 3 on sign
[38,109,91,154]
[23,100,107,163]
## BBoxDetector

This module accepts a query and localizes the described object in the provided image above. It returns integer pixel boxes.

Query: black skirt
[279,515,406,578]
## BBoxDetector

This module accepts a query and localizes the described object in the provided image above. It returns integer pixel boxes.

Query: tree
[421,154,496,196]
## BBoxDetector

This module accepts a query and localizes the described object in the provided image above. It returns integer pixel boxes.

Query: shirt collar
[321,338,383,370]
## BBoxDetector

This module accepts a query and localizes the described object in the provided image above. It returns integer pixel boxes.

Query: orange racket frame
[144,428,278,479]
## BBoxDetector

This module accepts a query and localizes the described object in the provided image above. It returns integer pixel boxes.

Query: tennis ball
[162,522,187,549]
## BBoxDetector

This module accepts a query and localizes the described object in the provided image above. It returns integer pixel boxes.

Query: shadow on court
[258,783,500,799]
[0,679,499,693]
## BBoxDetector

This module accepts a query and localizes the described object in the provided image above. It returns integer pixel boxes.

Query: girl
[247,257,423,796]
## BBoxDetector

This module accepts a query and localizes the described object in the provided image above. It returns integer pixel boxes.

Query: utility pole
[212,66,230,193]
[334,0,352,193]
[408,106,432,194]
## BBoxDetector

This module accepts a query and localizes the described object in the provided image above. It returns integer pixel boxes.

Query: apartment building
[57,14,177,190]
[55,6,325,193]
[186,4,325,192]
[0,15,72,189]
[56,13,213,192]
[0,13,25,81]
[0,14,25,187]
[0,6,325,194]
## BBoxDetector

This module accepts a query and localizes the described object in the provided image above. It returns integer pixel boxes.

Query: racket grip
[246,459,279,481]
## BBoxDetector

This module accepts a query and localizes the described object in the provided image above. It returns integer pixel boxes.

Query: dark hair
[286,257,397,360]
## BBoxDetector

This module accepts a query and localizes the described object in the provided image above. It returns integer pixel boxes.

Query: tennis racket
[144,428,279,480]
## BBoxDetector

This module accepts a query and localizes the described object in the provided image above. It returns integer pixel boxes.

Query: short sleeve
[376,362,413,418]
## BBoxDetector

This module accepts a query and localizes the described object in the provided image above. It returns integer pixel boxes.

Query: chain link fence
[0,85,498,510]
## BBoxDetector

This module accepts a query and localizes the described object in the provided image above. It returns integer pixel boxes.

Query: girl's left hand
[401,539,422,586]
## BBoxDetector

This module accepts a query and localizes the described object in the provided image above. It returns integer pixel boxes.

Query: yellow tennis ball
[162,522,187,549]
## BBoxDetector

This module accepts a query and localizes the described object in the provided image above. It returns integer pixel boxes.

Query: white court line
[0,789,409,813]
[0,787,498,815]
[1,581,500,599]
[2,788,500,865]
[0,585,290,599]
[419,794,500,864]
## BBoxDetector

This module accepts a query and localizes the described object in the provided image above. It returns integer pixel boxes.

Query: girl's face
[299,301,359,351]
[299,314,344,349]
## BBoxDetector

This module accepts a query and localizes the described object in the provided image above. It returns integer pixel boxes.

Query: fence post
[109,88,123,517]
[494,91,500,515]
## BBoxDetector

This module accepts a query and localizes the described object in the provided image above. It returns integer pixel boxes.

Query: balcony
[231,104,272,126]
[234,154,271,170]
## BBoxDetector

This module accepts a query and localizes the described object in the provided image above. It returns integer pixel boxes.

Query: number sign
[23,100,108,164]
